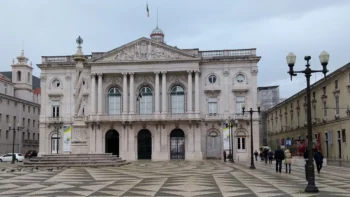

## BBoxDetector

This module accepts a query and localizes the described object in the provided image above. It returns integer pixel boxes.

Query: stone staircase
[22,153,130,168]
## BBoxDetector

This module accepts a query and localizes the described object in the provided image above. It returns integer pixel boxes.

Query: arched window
[17,71,21,81]
[171,86,185,114]
[139,87,153,114]
[108,87,121,115]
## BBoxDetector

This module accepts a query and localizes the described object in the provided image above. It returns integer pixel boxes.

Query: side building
[0,51,41,155]
[266,62,350,159]
[258,86,281,146]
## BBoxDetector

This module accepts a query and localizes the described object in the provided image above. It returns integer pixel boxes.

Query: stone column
[97,73,103,114]
[194,70,200,113]
[91,74,96,114]
[129,72,135,114]
[161,71,167,114]
[187,70,193,113]
[122,73,128,114]
[155,72,160,113]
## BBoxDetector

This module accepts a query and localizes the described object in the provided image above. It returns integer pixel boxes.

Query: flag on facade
[146,2,149,17]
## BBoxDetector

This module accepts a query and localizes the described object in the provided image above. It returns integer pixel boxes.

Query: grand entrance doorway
[105,130,119,156]
[138,129,152,159]
[206,131,221,159]
[170,129,185,160]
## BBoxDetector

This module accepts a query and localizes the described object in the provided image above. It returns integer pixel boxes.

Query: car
[0,153,24,162]
[25,150,38,158]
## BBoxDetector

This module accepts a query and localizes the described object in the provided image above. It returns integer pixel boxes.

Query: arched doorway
[170,129,185,160]
[137,129,152,159]
[206,130,220,159]
[51,133,60,154]
[105,130,119,156]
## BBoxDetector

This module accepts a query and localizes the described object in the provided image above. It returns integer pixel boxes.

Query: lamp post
[226,119,238,163]
[8,123,23,164]
[242,103,260,169]
[286,51,330,193]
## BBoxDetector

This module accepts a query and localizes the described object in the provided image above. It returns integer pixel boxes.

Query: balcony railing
[42,55,92,63]
[199,49,256,58]
[87,113,201,122]
[21,139,39,145]
[45,117,73,123]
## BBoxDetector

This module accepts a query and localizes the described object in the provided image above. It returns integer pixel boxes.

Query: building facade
[266,63,350,159]
[38,27,261,161]
[0,51,41,155]
[258,86,281,146]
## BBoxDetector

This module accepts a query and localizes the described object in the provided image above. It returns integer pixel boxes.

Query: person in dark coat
[274,146,285,173]
[267,150,274,164]
[223,150,227,162]
[314,149,324,173]
[254,150,258,161]
[263,148,269,164]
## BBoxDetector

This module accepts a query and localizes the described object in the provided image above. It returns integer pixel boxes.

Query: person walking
[314,149,324,173]
[268,150,274,164]
[263,148,269,164]
[284,149,292,173]
[223,150,227,162]
[254,150,258,161]
[274,146,284,173]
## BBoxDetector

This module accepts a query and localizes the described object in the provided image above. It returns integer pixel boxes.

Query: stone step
[41,153,113,157]
[24,160,127,165]
[19,162,131,168]
[30,157,121,161]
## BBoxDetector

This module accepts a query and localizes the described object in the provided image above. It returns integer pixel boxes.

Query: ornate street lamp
[242,103,260,169]
[286,51,329,193]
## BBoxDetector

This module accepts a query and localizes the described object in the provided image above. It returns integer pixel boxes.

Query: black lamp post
[286,51,330,193]
[242,104,260,169]
[8,123,23,164]
[226,119,238,163]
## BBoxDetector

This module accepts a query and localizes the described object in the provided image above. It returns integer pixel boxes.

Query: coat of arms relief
[102,41,192,61]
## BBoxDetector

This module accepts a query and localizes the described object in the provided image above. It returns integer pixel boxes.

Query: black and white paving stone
[0,160,348,196]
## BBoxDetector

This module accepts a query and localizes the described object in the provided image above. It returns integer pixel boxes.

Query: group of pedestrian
[254,149,274,164]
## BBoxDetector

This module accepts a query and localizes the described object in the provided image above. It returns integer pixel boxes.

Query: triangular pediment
[92,37,199,62]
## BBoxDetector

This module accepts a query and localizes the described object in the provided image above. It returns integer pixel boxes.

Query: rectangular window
[337,130,341,140]
[312,91,315,98]
[28,132,30,140]
[297,111,300,125]
[313,105,316,119]
[237,137,246,150]
[237,138,241,149]
[171,95,185,114]
[33,133,35,140]
[323,101,327,117]
[6,115,9,123]
[22,132,25,140]
[33,107,36,114]
[28,106,30,113]
[335,97,339,114]
[6,130,9,139]
[33,120,35,127]
[322,86,326,95]
[139,95,152,115]
[236,96,245,114]
[208,98,218,114]
[335,80,338,89]
[28,119,30,127]
[342,129,346,142]
[52,101,60,117]
[4,84,7,94]
[22,118,25,126]
[23,104,25,112]
[38,109,40,115]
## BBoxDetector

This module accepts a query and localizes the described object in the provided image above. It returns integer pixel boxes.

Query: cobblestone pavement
[0,160,349,196]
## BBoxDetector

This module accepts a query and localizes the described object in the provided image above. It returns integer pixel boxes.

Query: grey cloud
[0,0,349,99]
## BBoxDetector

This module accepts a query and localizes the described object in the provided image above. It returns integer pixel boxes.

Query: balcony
[204,113,222,121]
[45,117,73,124]
[22,139,39,145]
[199,49,256,58]
[87,113,201,122]
[234,113,250,120]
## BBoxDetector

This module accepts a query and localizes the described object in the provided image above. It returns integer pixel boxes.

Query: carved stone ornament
[72,128,88,144]
[101,40,194,61]
[175,122,179,129]
[142,123,147,129]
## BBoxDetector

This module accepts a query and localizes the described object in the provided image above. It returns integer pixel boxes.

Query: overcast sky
[1,0,349,98]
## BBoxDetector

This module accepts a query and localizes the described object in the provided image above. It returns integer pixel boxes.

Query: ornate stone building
[38,27,261,161]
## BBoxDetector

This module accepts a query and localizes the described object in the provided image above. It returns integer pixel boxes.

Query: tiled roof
[33,87,41,95]
[0,73,11,82]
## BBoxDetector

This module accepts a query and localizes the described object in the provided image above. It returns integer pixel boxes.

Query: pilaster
[97,73,103,115]
[129,72,135,114]
[122,72,128,114]
[91,73,96,114]
[194,70,200,114]
[187,70,193,113]
[161,71,167,114]
[155,71,160,114]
